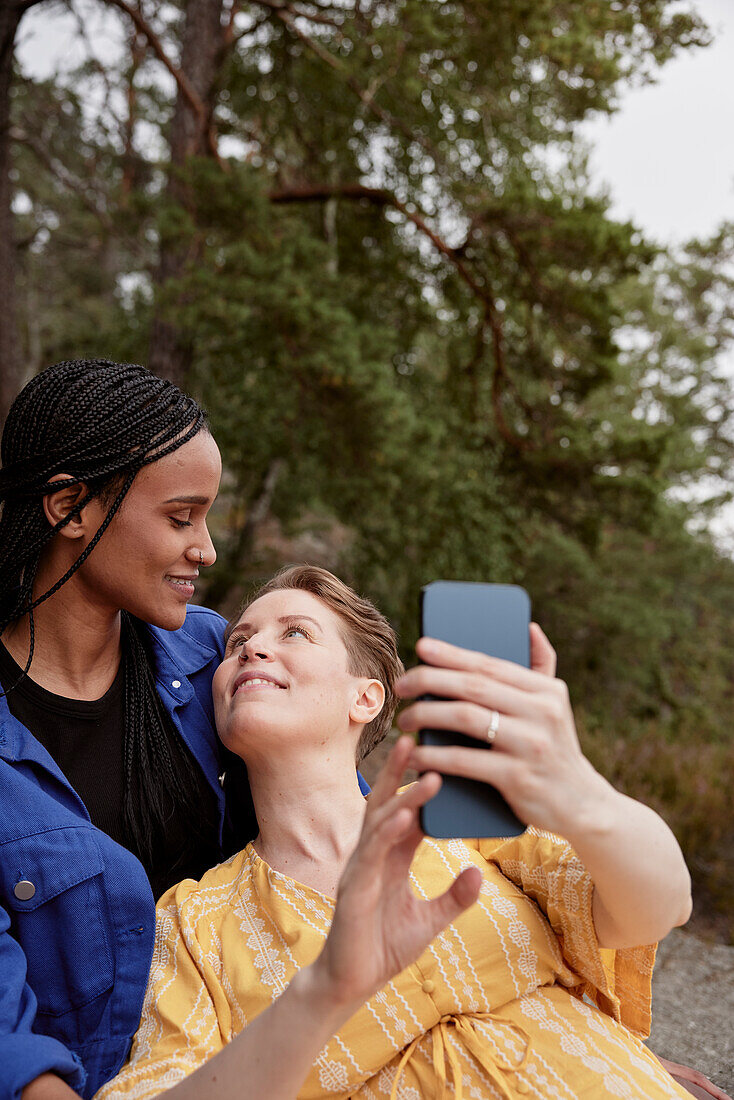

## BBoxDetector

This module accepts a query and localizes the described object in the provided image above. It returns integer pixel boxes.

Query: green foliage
[10,0,734,935]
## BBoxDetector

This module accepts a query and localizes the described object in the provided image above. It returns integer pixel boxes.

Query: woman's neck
[1,565,122,700]
[246,742,368,897]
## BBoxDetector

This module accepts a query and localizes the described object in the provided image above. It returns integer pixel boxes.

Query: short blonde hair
[230,565,404,762]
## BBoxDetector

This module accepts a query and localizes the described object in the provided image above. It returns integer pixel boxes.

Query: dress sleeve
[475,827,657,1038]
[0,904,86,1100]
[95,888,224,1099]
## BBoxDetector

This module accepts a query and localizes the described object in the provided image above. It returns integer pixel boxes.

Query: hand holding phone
[396,583,598,842]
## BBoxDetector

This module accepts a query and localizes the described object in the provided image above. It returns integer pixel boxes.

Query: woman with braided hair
[0,358,240,1100]
[0,359,472,1100]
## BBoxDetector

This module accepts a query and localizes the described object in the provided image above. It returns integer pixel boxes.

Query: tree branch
[102,0,222,161]
[11,124,114,229]
[255,0,350,27]
[223,0,241,46]
[270,183,530,447]
[257,2,439,161]
[62,0,121,142]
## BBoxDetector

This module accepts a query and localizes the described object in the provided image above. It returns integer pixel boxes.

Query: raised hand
[314,736,482,1011]
[395,625,691,948]
[396,624,602,838]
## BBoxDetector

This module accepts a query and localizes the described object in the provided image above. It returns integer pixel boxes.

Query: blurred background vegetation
[1,0,732,939]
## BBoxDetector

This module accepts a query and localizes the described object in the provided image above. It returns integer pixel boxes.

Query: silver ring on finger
[486,709,500,746]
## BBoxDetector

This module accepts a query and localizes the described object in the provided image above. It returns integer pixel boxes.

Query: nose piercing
[198,550,204,566]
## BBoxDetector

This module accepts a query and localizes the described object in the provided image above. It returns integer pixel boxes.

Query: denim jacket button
[14,879,36,901]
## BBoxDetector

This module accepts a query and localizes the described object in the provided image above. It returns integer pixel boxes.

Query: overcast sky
[582,0,733,245]
[579,0,734,548]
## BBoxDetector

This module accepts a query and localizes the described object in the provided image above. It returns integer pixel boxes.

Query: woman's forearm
[561,767,692,948]
[163,962,359,1100]
[398,632,693,952]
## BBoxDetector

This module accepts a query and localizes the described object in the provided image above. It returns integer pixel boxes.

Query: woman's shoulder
[155,845,253,921]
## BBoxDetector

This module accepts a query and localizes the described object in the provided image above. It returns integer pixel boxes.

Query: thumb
[530,622,556,677]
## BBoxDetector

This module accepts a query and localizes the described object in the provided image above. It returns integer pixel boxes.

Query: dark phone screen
[419,581,529,839]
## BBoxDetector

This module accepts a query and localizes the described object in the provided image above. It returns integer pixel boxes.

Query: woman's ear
[350,679,386,728]
[42,473,91,539]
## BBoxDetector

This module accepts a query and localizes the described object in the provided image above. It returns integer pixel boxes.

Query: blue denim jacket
[0,606,231,1100]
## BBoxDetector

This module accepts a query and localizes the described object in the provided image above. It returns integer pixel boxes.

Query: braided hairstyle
[0,358,220,882]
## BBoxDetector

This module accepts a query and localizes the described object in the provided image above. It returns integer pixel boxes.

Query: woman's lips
[232,672,286,696]
[234,678,283,694]
[166,575,196,598]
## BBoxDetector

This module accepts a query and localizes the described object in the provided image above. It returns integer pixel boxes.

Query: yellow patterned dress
[96,828,690,1099]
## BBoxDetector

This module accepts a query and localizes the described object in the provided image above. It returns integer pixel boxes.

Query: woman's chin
[142,600,189,632]
[218,720,302,762]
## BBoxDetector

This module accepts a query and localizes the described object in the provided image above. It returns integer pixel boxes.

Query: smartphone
[418,581,530,839]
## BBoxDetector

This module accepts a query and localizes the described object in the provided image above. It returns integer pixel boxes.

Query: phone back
[419,581,529,839]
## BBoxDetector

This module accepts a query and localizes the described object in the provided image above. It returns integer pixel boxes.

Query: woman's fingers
[398,699,526,747]
[401,637,548,696]
[530,622,556,676]
[371,768,442,825]
[425,866,482,935]
[408,742,516,789]
[396,665,534,719]
[383,822,429,884]
[360,769,442,864]
[365,735,415,812]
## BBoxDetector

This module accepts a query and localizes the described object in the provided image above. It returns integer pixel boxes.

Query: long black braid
[0,358,220,884]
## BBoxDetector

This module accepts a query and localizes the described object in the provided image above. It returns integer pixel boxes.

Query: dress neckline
[244,840,338,904]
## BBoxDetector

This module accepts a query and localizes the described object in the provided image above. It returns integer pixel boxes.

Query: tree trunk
[0,2,27,424]
[148,0,225,388]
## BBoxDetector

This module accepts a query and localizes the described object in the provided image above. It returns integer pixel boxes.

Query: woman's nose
[238,636,272,662]
[200,524,216,566]
[187,527,216,567]
[186,542,216,568]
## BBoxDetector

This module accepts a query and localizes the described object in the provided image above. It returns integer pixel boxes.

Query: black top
[0,641,220,899]
[0,641,128,848]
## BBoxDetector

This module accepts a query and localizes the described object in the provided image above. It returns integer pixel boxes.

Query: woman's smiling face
[70,430,222,630]
[213,589,381,761]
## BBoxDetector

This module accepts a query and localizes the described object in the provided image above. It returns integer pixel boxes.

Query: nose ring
[198,550,204,566]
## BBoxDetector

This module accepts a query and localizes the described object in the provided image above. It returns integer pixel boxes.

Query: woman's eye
[285,626,309,639]
[170,517,193,528]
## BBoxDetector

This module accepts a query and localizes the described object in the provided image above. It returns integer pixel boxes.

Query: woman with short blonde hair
[99,564,694,1100]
